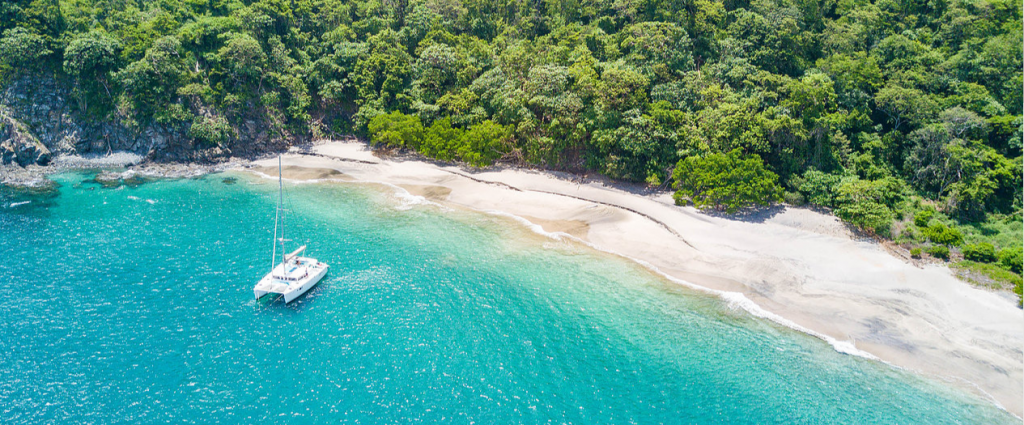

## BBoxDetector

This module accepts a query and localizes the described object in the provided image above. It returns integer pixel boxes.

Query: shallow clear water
[0,172,1015,424]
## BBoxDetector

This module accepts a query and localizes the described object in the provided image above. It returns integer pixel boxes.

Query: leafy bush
[458,120,511,167]
[368,111,424,148]
[368,113,510,167]
[783,191,805,206]
[910,247,922,258]
[831,177,902,235]
[998,247,1023,274]
[188,116,233,146]
[923,223,963,246]
[798,169,842,207]
[927,245,950,260]
[671,149,783,213]
[962,242,997,262]
[420,118,464,162]
[913,210,934,227]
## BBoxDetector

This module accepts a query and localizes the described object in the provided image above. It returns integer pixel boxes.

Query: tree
[0,27,50,73]
[352,30,412,106]
[598,64,649,112]
[671,149,783,213]
[216,33,267,87]
[874,83,937,130]
[114,35,187,116]
[63,30,121,111]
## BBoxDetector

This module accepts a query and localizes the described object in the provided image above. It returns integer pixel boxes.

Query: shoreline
[4,143,1021,416]
[247,141,1022,417]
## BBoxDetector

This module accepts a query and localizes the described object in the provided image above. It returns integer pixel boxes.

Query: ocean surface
[0,171,1016,424]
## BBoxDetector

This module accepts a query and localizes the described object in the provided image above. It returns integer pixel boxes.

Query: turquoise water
[0,171,1015,424]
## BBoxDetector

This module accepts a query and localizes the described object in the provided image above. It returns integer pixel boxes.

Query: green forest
[1,0,1021,291]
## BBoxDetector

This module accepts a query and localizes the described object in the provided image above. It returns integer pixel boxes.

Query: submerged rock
[90,162,227,188]
[0,164,58,192]
[92,170,147,188]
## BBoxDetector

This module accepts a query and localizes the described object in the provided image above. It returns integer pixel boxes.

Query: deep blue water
[0,171,1015,423]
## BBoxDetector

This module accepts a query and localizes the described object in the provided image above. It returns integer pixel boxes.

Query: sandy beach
[252,141,1024,417]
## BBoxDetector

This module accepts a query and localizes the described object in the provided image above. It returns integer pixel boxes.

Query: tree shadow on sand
[700,204,787,223]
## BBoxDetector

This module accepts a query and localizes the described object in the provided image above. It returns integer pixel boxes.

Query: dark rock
[2,75,307,168]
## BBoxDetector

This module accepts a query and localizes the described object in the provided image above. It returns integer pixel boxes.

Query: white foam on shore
[482,209,568,241]
[388,185,434,210]
[245,169,351,186]
[480,208,882,361]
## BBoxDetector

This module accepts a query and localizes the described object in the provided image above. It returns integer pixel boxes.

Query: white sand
[252,141,1024,416]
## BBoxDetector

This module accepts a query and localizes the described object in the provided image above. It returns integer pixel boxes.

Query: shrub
[783,191,805,205]
[998,247,1023,274]
[910,247,922,258]
[913,209,934,227]
[368,111,424,148]
[831,177,903,235]
[798,169,841,207]
[962,242,997,262]
[458,120,511,167]
[188,116,233,146]
[923,223,963,246]
[835,200,894,235]
[671,149,783,213]
[420,117,464,162]
[927,245,950,260]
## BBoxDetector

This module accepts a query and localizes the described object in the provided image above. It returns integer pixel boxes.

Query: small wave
[622,256,880,360]
[482,210,567,240]
[391,188,432,211]
[358,180,445,211]
[127,196,157,204]
[8,201,31,208]
[485,208,880,361]
[244,169,349,185]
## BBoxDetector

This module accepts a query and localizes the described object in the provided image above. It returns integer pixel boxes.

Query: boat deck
[254,257,327,295]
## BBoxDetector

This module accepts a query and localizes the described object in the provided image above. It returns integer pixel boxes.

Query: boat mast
[271,156,281,273]
[278,155,287,267]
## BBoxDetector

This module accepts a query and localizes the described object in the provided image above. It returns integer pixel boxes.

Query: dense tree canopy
[0,0,1021,281]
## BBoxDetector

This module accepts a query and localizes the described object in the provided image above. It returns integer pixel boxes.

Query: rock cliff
[0,75,295,166]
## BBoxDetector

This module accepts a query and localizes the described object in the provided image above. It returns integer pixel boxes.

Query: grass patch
[951,260,1023,306]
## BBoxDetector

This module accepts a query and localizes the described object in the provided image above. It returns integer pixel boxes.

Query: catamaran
[254,157,329,303]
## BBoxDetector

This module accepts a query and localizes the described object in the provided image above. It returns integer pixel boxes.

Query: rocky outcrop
[0,76,191,165]
[0,75,298,166]
[0,106,50,166]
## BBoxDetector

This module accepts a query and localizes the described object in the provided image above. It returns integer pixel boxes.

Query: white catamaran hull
[254,257,329,303]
